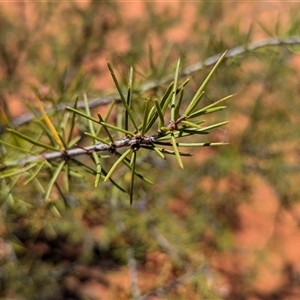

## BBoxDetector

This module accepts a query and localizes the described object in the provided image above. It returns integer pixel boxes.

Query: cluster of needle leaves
[0,52,231,205]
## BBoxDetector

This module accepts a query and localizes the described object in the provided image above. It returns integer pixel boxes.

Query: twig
[2,114,222,170]
[0,133,155,169]
[148,224,187,270]
[140,36,300,91]
[8,36,300,127]
[127,247,141,299]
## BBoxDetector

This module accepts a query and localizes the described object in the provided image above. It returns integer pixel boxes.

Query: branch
[8,36,300,128]
[1,113,226,170]
[0,134,154,169]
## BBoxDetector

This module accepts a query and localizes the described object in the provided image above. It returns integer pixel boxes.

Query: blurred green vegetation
[1,1,300,299]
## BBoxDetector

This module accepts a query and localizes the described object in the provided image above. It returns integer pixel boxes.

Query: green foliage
[1,2,300,300]
[0,55,229,206]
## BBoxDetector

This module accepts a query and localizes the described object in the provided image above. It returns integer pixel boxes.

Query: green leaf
[155,99,165,129]
[187,106,227,119]
[156,141,228,147]
[159,148,192,156]
[66,106,99,124]
[129,151,137,205]
[141,97,151,136]
[93,152,102,187]
[45,160,65,202]
[187,94,233,119]
[104,148,131,182]
[181,120,202,129]
[144,82,174,133]
[24,161,47,185]
[97,113,115,143]
[174,86,184,121]
[125,67,134,131]
[107,60,138,131]
[67,96,79,145]
[96,100,116,136]
[184,91,205,117]
[171,58,181,121]
[84,132,110,145]
[0,164,37,179]
[0,139,37,155]
[171,134,183,169]
[118,152,154,185]
[100,121,134,136]
[184,51,227,116]
[6,128,58,151]
[101,167,127,193]
[84,93,97,138]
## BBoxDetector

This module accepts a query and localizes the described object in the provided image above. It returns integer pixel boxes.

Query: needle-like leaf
[184,51,227,116]
[67,96,79,145]
[35,97,65,150]
[66,106,99,124]
[141,98,151,136]
[171,58,181,121]
[104,148,131,182]
[129,151,137,205]
[107,60,138,131]
[125,67,134,131]
[100,121,134,136]
[45,160,65,202]
[171,134,183,169]
[6,128,58,151]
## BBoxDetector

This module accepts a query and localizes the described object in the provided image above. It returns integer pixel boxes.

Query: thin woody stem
[2,114,194,170]
[0,132,161,169]
[7,36,300,128]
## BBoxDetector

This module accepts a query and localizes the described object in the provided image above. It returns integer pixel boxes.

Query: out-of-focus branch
[8,36,300,128]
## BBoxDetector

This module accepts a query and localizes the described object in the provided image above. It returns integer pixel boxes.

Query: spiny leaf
[84,93,97,138]
[107,60,138,131]
[0,139,37,155]
[187,94,234,119]
[118,152,154,184]
[93,152,102,188]
[66,106,99,124]
[84,132,110,145]
[100,121,134,136]
[0,164,37,179]
[174,86,184,121]
[45,160,65,202]
[181,120,202,129]
[129,151,137,205]
[141,98,151,136]
[104,148,132,182]
[35,97,64,150]
[184,51,227,116]
[171,134,183,169]
[97,113,114,143]
[96,100,116,136]
[155,99,165,129]
[152,146,166,160]
[125,67,134,131]
[144,81,174,133]
[187,106,227,119]
[6,128,58,151]
[171,58,181,121]
[67,96,79,145]
[154,141,228,147]
[184,91,205,117]
[24,161,48,185]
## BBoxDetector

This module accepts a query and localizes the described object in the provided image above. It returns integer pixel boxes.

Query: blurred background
[1,1,300,299]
